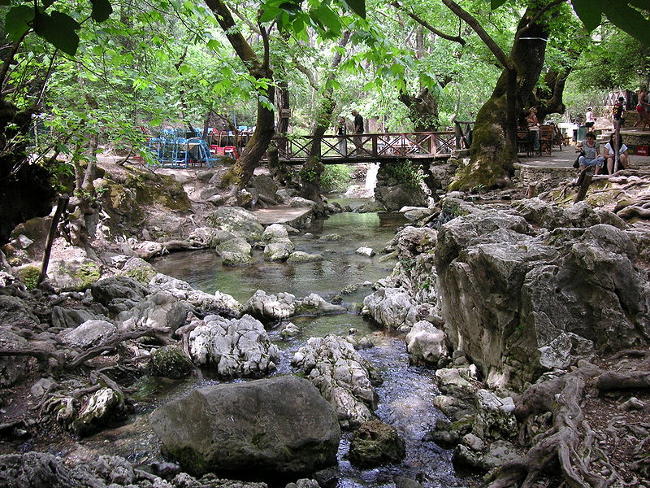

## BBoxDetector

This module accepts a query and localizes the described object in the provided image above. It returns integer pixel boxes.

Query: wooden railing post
[371,134,378,157]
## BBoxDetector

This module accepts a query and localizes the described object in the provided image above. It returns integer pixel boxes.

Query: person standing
[635,86,650,130]
[351,110,364,155]
[585,107,595,129]
[336,116,347,156]
[612,96,625,129]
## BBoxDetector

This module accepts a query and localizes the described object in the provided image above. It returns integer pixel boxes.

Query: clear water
[74,211,466,488]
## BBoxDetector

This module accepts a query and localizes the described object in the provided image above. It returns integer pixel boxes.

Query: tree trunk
[204,0,275,191]
[299,32,351,203]
[398,87,440,131]
[446,4,555,190]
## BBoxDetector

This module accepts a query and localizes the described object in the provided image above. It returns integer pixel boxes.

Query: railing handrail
[273,130,455,139]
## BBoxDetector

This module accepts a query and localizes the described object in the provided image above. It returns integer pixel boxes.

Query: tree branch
[442,0,513,70]
[392,1,466,46]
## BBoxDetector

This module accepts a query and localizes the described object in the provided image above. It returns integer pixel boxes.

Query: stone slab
[252,206,313,227]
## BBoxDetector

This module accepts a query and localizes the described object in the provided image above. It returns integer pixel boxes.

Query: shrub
[321,164,352,192]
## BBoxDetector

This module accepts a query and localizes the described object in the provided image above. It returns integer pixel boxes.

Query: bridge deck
[270,131,463,165]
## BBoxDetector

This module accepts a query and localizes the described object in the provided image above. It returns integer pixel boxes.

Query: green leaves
[571,0,603,31]
[5,5,34,40]
[490,0,508,9]
[601,3,650,46]
[34,11,81,56]
[90,0,113,22]
[341,0,365,18]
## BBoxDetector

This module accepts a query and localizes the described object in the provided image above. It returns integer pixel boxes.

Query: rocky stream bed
[1,180,649,488]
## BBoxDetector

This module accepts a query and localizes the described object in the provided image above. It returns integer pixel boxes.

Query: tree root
[488,367,609,488]
[69,326,170,367]
[596,370,650,392]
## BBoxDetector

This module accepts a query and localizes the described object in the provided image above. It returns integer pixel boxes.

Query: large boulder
[150,345,194,379]
[0,327,32,387]
[348,420,406,468]
[150,375,341,477]
[436,202,650,389]
[244,290,297,323]
[208,206,264,241]
[292,335,377,428]
[362,287,418,331]
[50,306,102,329]
[405,321,448,365]
[150,273,242,317]
[188,314,279,377]
[71,387,126,436]
[91,275,149,314]
[262,224,289,242]
[117,291,189,332]
[0,295,39,325]
[58,320,116,348]
[264,238,295,262]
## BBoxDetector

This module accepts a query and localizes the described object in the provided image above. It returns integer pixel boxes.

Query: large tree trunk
[204,0,274,191]
[449,9,549,190]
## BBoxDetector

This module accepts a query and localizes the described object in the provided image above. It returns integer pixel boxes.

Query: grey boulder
[150,375,341,477]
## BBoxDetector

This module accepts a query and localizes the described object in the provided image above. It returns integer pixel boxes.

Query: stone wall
[513,164,576,193]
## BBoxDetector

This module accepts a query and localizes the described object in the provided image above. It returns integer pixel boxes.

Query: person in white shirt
[603,133,629,174]
[585,107,595,129]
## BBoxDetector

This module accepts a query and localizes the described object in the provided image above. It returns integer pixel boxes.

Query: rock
[0,295,39,325]
[462,433,485,451]
[216,236,253,266]
[248,175,279,204]
[91,275,149,313]
[119,256,157,283]
[393,476,424,488]
[276,188,298,203]
[405,321,448,365]
[264,238,295,262]
[58,319,116,348]
[150,345,194,379]
[348,420,406,468]
[51,306,102,329]
[188,227,236,248]
[472,389,517,441]
[285,479,320,488]
[150,375,341,476]
[287,251,324,263]
[280,322,300,339]
[374,163,429,211]
[355,247,375,257]
[208,206,264,241]
[30,377,57,398]
[72,387,126,436]
[319,234,342,241]
[244,290,297,323]
[46,258,103,291]
[292,335,376,428]
[262,224,289,242]
[118,291,189,332]
[479,440,522,470]
[401,207,433,222]
[0,327,32,387]
[188,314,279,377]
[295,294,346,315]
[436,202,650,388]
[362,287,418,330]
[150,273,242,317]
[288,197,318,208]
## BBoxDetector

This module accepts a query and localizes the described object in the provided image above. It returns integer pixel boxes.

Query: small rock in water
[355,247,375,257]
[319,234,342,241]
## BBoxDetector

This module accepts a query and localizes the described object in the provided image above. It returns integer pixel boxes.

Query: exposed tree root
[487,367,610,488]
[597,370,650,392]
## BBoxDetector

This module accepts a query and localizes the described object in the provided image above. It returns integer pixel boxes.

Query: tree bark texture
[445,1,568,190]
[205,0,275,190]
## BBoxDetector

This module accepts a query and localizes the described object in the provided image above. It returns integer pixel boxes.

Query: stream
[73,210,465,488]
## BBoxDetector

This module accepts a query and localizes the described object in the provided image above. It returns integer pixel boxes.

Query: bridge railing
[273,131,457,161]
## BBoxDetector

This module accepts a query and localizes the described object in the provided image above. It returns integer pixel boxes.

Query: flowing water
[75,210,465,487]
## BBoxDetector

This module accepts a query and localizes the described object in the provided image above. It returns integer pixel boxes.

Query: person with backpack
[612,96,625,129]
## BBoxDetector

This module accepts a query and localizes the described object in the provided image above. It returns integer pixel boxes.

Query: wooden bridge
[271,131,465,165]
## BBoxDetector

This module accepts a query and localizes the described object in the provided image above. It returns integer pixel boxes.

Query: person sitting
[577,132,605,174]
[526,107,540,152]
[603,133,629,174]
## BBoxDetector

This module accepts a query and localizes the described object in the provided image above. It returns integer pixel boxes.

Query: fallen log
[597,370,650,392]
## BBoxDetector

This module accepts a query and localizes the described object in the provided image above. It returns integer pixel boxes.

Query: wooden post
[371,134,378,157]
[574,169,593,203]
[39,195,69,284]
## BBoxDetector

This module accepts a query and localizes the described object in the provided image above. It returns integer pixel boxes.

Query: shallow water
[77,211,466,487]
